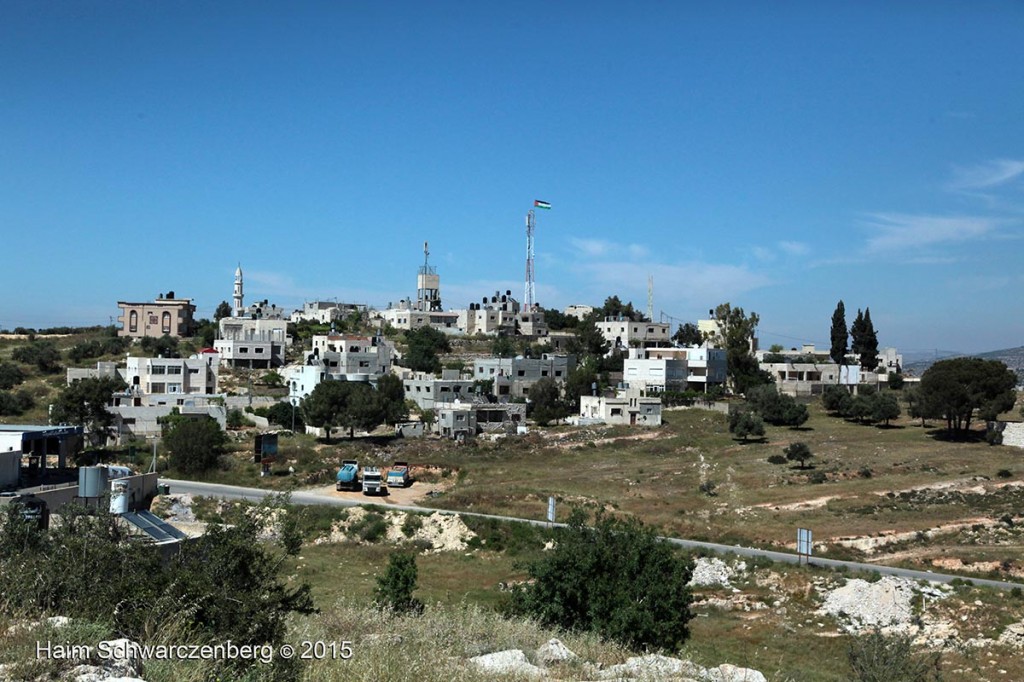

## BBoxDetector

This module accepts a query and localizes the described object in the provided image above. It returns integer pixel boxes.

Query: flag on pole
[534,200,552,210]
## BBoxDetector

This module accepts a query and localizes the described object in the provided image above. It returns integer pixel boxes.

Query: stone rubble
[688,558,747,588]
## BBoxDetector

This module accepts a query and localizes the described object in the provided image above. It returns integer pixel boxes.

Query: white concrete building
[596,316,670,351]
[290,300,367,324]
[216,316,289,368]
[403,370,476,411]
[623,346,727,392]
[578,384,662,426]
[564,304,595,320]
[123,351,220,396]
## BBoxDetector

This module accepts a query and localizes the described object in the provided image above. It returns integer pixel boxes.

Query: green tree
[830,300,848,367]
[872,392,901,426]
[374,551,424,614]
[745,384,809,427]
[564,362,599,412]
[50,377,127,442]
[420,408,437,430]
[888,372,905,390]
[784,442,814,469]
[567,313,610,359]
[0,363,26,390]
[920,358,1017,435]
[711,303,772,394]
[528,377,567,426]
[140,334,180,358]
[851,308,880,371]
[266,401,303,431]
[823,385,853,414]
[403,327,451,373]
[165,415,228,473]
[729,410,765,442]
[0,390,34,416]
[11,340,62,373]
[492,335,518,358]
[376,373,409,425]
[672,322,703,346]
[512,509,694,652]
[214,300,233,321]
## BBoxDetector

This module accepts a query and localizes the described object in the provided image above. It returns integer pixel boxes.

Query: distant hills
[903,346,1024,382]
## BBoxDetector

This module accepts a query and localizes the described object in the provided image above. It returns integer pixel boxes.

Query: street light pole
[291,398,297,432]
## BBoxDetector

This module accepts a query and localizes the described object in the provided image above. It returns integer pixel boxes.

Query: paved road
[161,478,1024,592]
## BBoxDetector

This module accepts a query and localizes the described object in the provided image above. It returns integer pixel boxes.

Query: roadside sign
[547,496,556,523]
[797,528,813,564]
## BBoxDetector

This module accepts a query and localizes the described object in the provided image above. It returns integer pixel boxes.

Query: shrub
[699,481,718,496]
[997,469,1012,479]
[767,454,787,465]
[847,630,942,682]
[511,509,694,652]
[374,551,424,614]
[356,513,388,543]
[808,471,828,484]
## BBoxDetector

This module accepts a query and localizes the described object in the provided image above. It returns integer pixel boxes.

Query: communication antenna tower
[524,210,536,311]
[647,275,654,322]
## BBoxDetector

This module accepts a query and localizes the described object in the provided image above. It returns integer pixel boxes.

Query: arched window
[129,310,138,333]
[161,311,171,334]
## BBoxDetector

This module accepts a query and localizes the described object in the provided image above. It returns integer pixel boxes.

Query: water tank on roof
[506,290,511,296]
[79,466,107,498]
[492,296,497,303]
[109,479,129,514]
[166,291,175,299]
[501,295,506,303]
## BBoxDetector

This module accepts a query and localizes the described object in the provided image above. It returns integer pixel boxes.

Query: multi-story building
[623,346,727,393]
[290,300,367,324]
[564,304,595,320]
[473,354,576,399]
[403,370,477,411]
[309,334,392,376]
[117,294,196,339]
[755,343,903,396]
[123,352,220,395]
[578,384,662,426]
[595,316,670,351]
[216,316,289,368]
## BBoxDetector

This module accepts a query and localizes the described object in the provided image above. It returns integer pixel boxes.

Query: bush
[226,408,252,429]
[165,416,228,474]
[0,362,26,390]
[808,471,828,484]
[354,513,388,543]
[996,469,1012,479]
[374,551,424,614]
[767,454,787,465]
[986,428,1003,446]
[510,509,694,652]
[847,630,942,681]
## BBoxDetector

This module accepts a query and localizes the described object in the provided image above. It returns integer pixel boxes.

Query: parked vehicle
[335,459,360,492]
[387,461,411,488]
[361,467,386,496]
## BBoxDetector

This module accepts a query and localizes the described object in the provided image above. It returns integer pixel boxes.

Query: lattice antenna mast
[524,210,536,311]
[647,275,654,322]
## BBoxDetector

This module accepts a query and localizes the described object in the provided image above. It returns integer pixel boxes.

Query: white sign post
[547,496,556,525]
[797,528,813,565]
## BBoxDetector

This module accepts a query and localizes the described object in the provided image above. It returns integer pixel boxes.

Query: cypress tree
[860,308,879,370]
[829,300,848,366]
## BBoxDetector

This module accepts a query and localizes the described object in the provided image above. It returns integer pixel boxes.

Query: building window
[255,347,264,353]
[162,311,172,334]
[240,347,248,353]
[129,310,138,333]
[167,366,182,375]
[152,365,166,375]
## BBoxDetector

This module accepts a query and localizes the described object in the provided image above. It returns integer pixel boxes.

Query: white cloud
[948,159,1024,191]
[752,246,775,262]
[860,213,1001,254]
[568,238,613,258]
[778,240,810,256]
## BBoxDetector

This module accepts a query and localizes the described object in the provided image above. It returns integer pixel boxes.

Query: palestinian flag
[534,200,552,209]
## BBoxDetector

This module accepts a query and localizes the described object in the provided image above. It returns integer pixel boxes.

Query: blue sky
[1,2,1022,354]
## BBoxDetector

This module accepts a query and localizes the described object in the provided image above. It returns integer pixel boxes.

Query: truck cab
[335,459,360,492]
[361,467,386,496]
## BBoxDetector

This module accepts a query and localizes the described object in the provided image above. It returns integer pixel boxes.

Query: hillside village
[1,249,1022,682]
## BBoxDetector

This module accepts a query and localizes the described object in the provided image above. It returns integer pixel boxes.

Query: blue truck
[335,459,360,492]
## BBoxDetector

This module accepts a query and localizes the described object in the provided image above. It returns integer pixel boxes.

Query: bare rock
[536,638,578,666]
[599,654,704,680]
[469,649,547,678]
[998,621,1024,649]
[706,663,768,682]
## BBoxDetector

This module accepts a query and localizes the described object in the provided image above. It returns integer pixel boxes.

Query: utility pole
[524,210,536,311]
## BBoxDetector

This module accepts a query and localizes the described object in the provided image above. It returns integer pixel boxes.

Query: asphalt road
[160,477,1024,592]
